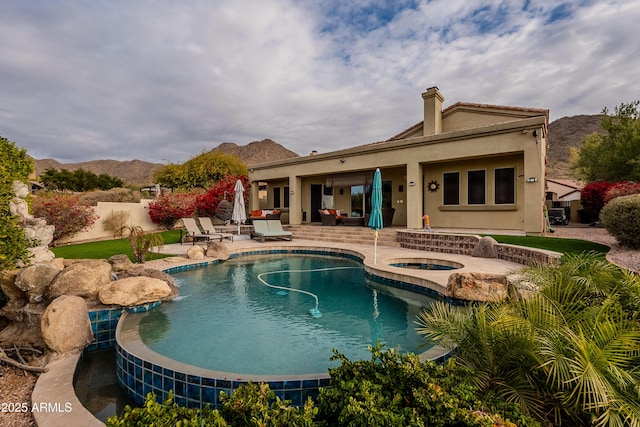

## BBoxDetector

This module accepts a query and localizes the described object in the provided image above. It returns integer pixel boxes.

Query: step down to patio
[286,225,400,247]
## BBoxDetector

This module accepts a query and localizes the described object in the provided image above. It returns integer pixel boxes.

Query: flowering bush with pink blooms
[604,181,640,203]
[147,192,198,230]
[31,193,98,244]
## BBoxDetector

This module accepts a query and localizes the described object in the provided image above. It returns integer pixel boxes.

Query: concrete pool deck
[33,237,542,426]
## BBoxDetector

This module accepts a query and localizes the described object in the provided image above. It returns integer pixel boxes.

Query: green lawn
[51,230,182,262]
[484,234,609,258]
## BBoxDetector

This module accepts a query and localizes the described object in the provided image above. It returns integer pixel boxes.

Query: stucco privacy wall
[56,200,161,244]
[248,87,548,235]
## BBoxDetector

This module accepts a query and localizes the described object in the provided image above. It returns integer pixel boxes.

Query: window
[273,187,281,208]
[443,172,459,205]
[495,167,515,204]
[467,170,486,205]
[283,186,290,208]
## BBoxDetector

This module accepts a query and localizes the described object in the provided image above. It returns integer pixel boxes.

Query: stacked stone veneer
[397,231,560,266]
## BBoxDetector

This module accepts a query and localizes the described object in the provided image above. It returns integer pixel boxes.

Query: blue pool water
[136,254,437,376]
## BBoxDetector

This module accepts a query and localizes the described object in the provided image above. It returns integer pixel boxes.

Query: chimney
[422,86,444,135]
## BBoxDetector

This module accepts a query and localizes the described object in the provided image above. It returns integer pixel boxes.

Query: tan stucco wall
[56,200,161,244]
[248,107,547,234]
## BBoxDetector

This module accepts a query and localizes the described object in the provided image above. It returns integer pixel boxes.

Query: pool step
[286,225,400,247]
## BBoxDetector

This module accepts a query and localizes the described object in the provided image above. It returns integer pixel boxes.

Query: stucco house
[248,86,549,235]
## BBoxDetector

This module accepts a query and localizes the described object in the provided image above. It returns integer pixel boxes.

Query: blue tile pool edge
[87,248,455,410]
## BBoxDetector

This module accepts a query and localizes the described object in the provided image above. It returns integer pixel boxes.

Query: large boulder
[99,277,173,307]
[41,295,93,354]
[1,269,26,305]
[206,240,230,260]
[446,272,509,302]
[115,267,179,299]
[108,254,134,272]
[15,263,60,303]
[47,260,113,304]
[187,245,205,260]
[471,236,499,258]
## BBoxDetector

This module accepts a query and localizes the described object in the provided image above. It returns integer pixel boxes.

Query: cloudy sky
[0,0,638,164]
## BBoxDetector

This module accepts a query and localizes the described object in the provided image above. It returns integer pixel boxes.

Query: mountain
[546,114,604,178]
[31,139,300,186]
[31,158,164,187]
[213,139,299,165]
[30,117,603,186]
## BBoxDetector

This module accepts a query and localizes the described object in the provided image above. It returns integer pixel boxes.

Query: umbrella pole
[374,230,378,264]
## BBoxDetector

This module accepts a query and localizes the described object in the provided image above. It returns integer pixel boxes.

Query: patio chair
[251,219,293,242]
[182,217,219,245]
[198,217,234,242]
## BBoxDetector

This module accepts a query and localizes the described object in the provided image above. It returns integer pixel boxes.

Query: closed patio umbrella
[368,168,383,264]
[232,179,247,235]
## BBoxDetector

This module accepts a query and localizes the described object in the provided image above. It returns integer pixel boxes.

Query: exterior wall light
[526,177,538,183]
[408,181,416,186]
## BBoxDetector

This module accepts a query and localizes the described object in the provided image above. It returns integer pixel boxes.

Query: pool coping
[34,238,541,425]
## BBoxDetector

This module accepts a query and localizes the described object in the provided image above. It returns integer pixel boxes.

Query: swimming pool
[116,251,443,408]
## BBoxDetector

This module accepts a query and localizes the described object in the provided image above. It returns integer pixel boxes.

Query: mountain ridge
[31,116,604,186]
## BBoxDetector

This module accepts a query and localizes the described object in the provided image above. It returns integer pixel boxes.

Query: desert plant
[31,193,98,244]
[416,253,640,426]
[102,210,131,238]
[124,226,164,263]
[600,193,640,248]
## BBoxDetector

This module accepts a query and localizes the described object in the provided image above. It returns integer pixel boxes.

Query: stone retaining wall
[397,230,560,266]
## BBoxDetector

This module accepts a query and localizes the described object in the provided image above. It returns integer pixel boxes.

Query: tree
[580,181,614,222]
[124,226,164,263]
[40,168,124,191]
[31,193,98,244]
[416,254,640,426]
[0,135,33,271]
[572,100,640,182]
[154,151,248,189]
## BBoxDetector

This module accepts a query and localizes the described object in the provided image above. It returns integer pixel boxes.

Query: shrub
[318,344,539,427]
[124,226,164,263]
[147,192,198,229]
[108,384,317,426]
[102,210,131,238]
[0,135,33,271]
[31,193,98,244]
[580,181,614,221]
[604,181,640,203]
[195,175,248,217]
[80,188,141,206]
[600,193,640,248]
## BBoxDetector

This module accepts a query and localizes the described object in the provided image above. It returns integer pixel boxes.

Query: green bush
[600,193,640,248]
[0,135,33,271]
[318,344,539,427]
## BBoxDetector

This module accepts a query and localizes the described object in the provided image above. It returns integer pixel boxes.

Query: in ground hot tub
[388,258,463,270]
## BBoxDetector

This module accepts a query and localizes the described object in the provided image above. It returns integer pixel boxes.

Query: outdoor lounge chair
[251,219,293,242]
[182,217,221,244]
[198,217,234,242]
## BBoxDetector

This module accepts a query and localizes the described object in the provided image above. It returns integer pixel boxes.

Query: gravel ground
[551,224,640,273]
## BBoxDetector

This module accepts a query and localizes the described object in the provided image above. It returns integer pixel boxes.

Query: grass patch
[485,234,609,258]
[51,230,181,262]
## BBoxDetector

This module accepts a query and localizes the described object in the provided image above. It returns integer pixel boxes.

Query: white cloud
[0,0,638,164]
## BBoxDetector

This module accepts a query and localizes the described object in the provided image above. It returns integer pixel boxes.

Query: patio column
[523,129,546,235]
[406,161,424,229]
[249,181,260,212]
[288,175,302,225]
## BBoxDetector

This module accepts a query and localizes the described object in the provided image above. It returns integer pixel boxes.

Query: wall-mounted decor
[428,180,440,192]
